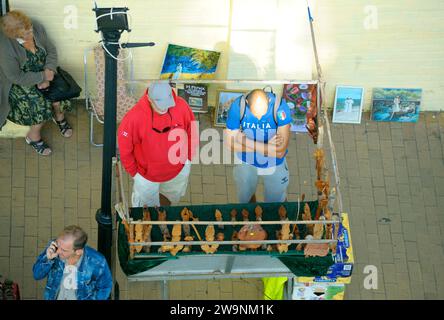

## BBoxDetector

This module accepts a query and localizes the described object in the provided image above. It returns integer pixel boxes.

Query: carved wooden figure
[157,208,171,241]
[181,207,193,253]
[255,205,268,250]
[136,206,152,253]
[215,209,224,229]
[238,208,267,251]
[324,207,333,241]
[314,148,325,180]
[160,223,183,256]
[216,233,224,242]
[303,203,314,235]
[276,205,291,253]
[201,225,218,254]
[134,223,145,253]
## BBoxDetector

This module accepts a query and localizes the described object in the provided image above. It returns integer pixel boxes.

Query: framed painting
[160,44,221,80]
[371,88,422,122]
[332,86,365,124]
[282,83,318,132]
[214,90,246,127]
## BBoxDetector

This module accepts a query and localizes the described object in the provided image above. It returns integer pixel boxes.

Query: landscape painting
[214,90,246,127]
[160,44,221,80]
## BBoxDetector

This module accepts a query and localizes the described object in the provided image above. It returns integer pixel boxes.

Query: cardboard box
[292,282,345,300]
[298,213,354,284]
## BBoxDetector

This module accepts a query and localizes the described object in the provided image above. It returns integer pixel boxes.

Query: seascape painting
[332,86,364,124]
[160,44,221,80]
[371,88,422,123]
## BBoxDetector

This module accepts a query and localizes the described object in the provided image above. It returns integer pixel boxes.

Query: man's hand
[235,131,245,144]
[268,133,284,146]
[46,241,58,260]
[37,81,50,90]
[44,68,55,81]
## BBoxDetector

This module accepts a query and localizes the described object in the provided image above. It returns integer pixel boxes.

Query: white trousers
[131,161,191,207]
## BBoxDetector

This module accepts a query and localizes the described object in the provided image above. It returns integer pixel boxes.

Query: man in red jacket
[118,82,197,207]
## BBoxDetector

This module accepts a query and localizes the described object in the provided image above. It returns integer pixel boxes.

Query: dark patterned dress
[7,43,71,126]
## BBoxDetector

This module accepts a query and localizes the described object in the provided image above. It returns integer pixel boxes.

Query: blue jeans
[233,159,290,203]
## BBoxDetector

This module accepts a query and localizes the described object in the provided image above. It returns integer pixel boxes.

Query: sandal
[25,136,52,156]
[53,117,73,138]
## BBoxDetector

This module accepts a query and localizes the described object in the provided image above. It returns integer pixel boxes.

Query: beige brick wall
[313,0,444,111]
[8,0,444,111]
[9,0,312,104]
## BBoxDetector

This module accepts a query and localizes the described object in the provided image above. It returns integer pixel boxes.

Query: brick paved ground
[0,102,443,299]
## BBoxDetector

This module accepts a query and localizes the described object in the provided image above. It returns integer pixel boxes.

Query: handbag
[0,277,21,300]
[38,66,82,102]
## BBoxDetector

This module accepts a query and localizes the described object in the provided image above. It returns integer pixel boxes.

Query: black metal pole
[96,31,121,266]
[1,0,9,16]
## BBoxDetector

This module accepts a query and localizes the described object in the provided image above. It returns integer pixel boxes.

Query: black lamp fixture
[93,5,129,286]
[92,4,154,296]
[94,6,130,41]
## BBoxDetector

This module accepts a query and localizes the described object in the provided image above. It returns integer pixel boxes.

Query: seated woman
[0,11,73,155]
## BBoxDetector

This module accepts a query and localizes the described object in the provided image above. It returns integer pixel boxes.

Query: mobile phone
[51,242,58,252]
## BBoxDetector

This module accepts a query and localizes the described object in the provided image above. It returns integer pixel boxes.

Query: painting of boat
[371,88,422,123]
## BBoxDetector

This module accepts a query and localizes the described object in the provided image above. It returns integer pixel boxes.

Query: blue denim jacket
[32,243,113,300]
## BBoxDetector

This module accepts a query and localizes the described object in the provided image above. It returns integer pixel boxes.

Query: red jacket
[118,90,197,182]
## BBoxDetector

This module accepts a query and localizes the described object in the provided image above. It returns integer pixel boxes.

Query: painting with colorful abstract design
[371,88,422,122]
[282,83,317,132]
[160,44,221,80]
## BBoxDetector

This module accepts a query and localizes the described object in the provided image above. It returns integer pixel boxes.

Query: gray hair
[59,225,88,250]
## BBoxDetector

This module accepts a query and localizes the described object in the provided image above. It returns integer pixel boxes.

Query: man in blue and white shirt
[224,89,291,203]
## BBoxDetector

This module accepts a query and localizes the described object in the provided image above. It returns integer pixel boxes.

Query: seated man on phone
[32,225,112,300]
